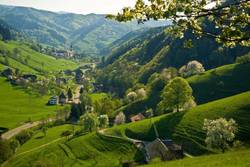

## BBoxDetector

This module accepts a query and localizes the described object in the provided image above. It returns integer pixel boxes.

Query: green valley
[0,1,250,167]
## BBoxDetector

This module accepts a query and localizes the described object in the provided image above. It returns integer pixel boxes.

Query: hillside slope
[143,149,250,167]
[5,131,141,167]
[117,62,250,118]
[98,26,249,95]
[0,77,64,130]
[0,41,78,73]
[107,91,250,155]
[5,91,250,166]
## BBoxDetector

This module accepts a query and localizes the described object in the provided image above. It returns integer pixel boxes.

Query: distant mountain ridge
[0,5,169,56]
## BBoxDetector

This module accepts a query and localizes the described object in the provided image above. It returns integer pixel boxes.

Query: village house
[47,96,58,105]
[22,74,37,82]
[59,92,67,105]
[130,113,145,122]
[1,68,14,78]
[143,138,184,162]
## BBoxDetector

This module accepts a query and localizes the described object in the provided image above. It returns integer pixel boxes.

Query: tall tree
[108,0,249,47]
[160,77,193,112]
[67,88,73,101]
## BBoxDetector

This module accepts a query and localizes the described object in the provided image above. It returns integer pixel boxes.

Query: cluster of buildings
[47,92,72,105]
[52,45,74,58]
[1,68,37,85]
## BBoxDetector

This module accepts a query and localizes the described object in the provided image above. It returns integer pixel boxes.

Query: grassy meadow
[0,41,78,73]
[106,91,250,155]
[143,149,250,167]
[0,77,65,129]
[5,128,141,167]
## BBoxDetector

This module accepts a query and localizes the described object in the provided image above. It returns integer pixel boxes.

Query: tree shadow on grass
[125,112,186,141]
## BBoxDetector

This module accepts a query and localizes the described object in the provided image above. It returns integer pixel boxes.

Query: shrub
[99,115,109,129]
[61,130,73,137]
[15,130,33,145]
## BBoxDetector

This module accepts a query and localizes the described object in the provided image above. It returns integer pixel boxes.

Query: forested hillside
[0,5,169,56]
[97,25,250,96]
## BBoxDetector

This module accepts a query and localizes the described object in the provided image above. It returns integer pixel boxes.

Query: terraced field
[4,128,141,167]
[106,91,250,155]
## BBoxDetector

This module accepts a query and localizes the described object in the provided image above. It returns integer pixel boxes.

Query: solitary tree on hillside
[161,77,193,112]
[80,112,99,132]
[203,118,238,153]
[108,0,249,47]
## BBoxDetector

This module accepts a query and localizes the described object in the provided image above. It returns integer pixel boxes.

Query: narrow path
[73,85,81,104]
[1,118,54,140]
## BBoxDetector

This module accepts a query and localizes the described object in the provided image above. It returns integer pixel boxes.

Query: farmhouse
[144,138,184,162]
[22,74,37,82]
[130,113,145,122]
[59,92,67,104]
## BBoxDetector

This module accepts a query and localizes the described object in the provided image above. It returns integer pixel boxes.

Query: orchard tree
[160,77,193,112]
[203,118,238,153]
[136,88,147,99]
[114,112,126,125]
[80,112,99,132]
[108,0,250,47]
[126,91,138,102]
[179,60,205,77]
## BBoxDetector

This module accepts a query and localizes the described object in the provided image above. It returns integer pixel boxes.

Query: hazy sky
[0,0,136,14]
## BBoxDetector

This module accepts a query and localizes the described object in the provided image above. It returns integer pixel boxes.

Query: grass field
[106,91,250,155]
[4,91,250,166]
[142,149,250,167]
[0,77,65,129]
[188,63,250,104]
[0,41,78,73]
[16,124,80,154]
[5,128,141,167]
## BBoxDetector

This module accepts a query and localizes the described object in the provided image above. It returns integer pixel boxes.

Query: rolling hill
[106,91,250,155]
[4,91,250,166]
[0,40,78,130]
[0,40,78,73]
[0,5,169,56]
[114,62,250,118]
